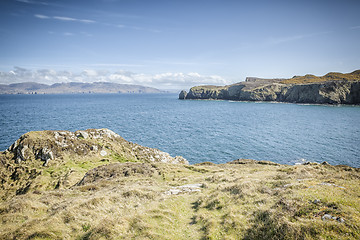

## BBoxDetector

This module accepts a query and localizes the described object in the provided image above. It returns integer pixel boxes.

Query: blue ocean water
[0,94,359,167]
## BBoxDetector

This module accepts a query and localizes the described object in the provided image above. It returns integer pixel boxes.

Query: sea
[0,93,359,167]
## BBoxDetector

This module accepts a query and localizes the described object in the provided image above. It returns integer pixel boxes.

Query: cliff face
[180,70,360,104]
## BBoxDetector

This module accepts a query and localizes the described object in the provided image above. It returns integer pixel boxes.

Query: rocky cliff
[179,70,360,104]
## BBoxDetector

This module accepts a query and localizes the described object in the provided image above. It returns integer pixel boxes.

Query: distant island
[179,70,360,104]
[0,82,164,94]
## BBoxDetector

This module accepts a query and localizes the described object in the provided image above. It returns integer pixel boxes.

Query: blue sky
[1,0,360,90]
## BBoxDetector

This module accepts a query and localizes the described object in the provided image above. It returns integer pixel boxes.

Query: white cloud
[34,14,50,19]
[0,67,229,90]
[79,19,96,23]
[53,16,77,21]
[82,69,98,76]
[36,15,96,24]
[17,0,48,5]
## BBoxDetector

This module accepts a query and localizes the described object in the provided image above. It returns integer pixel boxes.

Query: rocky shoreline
[179,70,360,104]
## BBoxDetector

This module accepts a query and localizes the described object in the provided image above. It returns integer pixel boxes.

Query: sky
[0,0,360,90]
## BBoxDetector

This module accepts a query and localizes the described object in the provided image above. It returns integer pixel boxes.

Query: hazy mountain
[0,82,164,94]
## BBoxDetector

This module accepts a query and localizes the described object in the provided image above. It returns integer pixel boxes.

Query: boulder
[178,90,188,99]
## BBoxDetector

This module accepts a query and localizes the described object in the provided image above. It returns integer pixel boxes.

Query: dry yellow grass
[1,160,359,240]
[281,70,360,84]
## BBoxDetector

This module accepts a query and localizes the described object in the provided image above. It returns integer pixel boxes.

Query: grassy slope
[1,160,359,240]
[280,70,360,84]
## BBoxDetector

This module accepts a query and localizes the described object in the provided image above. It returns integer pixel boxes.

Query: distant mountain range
[0,82,164,94]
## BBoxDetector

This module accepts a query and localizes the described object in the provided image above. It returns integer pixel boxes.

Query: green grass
[1,162,359,239]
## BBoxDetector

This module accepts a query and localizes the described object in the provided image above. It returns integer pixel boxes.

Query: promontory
[179,70,360,104]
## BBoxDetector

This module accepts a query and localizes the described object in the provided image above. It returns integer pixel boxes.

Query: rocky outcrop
[179,90,187,99]
[180,70,360,104]
[0,129,187,199]
[4,129,188,166]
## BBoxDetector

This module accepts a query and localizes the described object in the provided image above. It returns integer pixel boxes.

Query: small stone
[322,214,332,221]
[313,199,321,204]
[100,150,107,156]
[336,217,344,223]
[76,131,89,139]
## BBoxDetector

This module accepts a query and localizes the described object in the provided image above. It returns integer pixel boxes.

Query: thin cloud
[350,26,360,30]
[35,15,96,24]
[89,63,145,67]
[34,14,50,19]
[268,31,333,45]
[35,14,157,33]
[17,0,49,5]
[53,16,96,23]
[53,16,77,21]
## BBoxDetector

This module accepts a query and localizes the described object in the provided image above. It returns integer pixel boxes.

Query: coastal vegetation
[281,70,360,84]
[0,129,359,239]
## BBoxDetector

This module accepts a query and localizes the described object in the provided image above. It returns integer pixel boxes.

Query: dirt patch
[77,163,158,185]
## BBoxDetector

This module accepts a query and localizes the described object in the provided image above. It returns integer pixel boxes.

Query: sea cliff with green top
[179,70,360,104]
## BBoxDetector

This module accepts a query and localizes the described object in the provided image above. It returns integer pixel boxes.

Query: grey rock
[76,131,89,139]
[37,147,54,166]
[178,90,187,99]
[322,214,333,220]
[321,214,345,223]
[100,150,108,156]
[165,183,203,195]
[319,182,345,189]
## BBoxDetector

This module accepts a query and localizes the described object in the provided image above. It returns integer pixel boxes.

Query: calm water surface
[0,94,359,167]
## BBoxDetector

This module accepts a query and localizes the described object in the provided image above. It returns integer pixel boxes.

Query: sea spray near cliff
[0,93,359,167]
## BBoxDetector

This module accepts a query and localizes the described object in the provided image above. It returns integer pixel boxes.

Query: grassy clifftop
[281,70,360,84]
[0,130,360,239]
